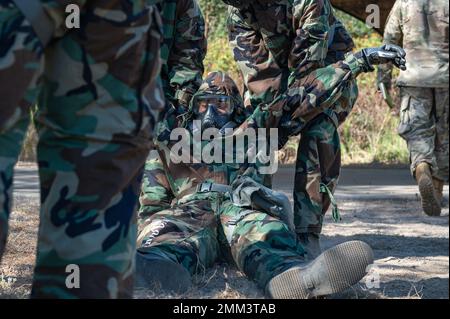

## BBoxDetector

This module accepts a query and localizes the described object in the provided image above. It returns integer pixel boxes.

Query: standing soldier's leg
[398,87,442,216]
[0,0,44,131]
[293,114,341,259]
[0,0,44,262]
[433,88,449,204]
[30,4,163,298]
[136,203,219,294]
[0,116,31,260]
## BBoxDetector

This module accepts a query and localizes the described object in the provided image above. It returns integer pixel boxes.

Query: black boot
[135,252,192,294]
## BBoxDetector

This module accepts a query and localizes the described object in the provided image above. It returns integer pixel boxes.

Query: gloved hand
[356,44,407,72]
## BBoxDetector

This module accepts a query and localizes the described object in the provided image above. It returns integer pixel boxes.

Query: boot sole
[135,253,192,294]
[266,241,374,299]
[418,175,442,216]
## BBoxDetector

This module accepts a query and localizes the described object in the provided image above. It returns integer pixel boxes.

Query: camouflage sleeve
[167,0,207,108]
[245,53,365,130]
[139,158,174,217]
[378,0,403,88]
[289,0,332,79]
[227,7,285,109]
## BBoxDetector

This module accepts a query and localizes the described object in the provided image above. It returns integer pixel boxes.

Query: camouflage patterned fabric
[138,72,306,289]
[378,0,449,183]
[398,87,449,182]
[378,0,449,89]
[293,114,341,234]
[0,0,163,298]
[137,67,374,289]
[0,0,45,132]
[226,0,359,237]
[158,0,206,115]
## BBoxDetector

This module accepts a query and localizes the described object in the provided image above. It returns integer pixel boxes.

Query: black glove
[356,44,407,72]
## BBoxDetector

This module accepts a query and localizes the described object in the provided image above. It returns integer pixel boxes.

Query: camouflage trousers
[289,77,357,237]
[398,87,449,182]
[137,196,306,289]
[0,1,162,298]
[293,114,341,236]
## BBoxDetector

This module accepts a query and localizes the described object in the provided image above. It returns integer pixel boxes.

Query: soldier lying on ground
[136,71,383,299]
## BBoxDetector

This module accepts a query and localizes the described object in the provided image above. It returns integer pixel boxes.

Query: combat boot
[298,233,322,261]
[266,241,373,299]
[135,251,192,294]
[416,163,441,216]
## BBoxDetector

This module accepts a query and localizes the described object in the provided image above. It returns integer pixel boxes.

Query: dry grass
[1,192,448,299]
[135,267,263,299]
[0,196,39,299]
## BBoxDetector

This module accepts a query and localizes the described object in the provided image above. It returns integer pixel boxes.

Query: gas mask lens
[193,95,233,116]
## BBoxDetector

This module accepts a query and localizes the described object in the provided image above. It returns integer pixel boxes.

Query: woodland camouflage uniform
[225,0,359,237]
[0,0,163,298]
[378,0,449,183]
[138,72,301,289]
[158,0,207,114]
[138,63,373,290]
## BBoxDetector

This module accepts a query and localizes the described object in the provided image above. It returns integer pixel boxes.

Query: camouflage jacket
[39,1,162,37]
[158,0,207,111]
[138,153,255,215]
[35,1,165,142]
[227,0,358,130]
[379,0,449,88]
[139,72,266,215]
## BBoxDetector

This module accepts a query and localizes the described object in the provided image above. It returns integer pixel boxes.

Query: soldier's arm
[289,0,333,79]
[227,7,285,108]
[378,0,403,89]
[167,0,207,110]
[139,158,174,218]
[246,46,406,130]
[246,53,366,129]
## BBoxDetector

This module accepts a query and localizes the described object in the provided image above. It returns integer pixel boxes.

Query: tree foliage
[198,0,229,38]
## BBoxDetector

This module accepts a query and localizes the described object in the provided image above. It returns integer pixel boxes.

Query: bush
[204,37,240,82]
[339,28,408,165]
[198,0,228,39]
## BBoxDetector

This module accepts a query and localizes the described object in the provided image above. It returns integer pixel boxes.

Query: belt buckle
[197,182,213,193]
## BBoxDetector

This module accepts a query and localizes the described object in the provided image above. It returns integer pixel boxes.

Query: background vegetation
[20,1,409,166]
[200,0,408,165]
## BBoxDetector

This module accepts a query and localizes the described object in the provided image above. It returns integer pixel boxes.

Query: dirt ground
[0,165,448,299]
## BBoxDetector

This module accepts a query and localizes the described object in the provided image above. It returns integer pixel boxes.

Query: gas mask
[191,94,235,132]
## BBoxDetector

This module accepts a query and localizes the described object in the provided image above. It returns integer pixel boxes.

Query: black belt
[196,182,232,194]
